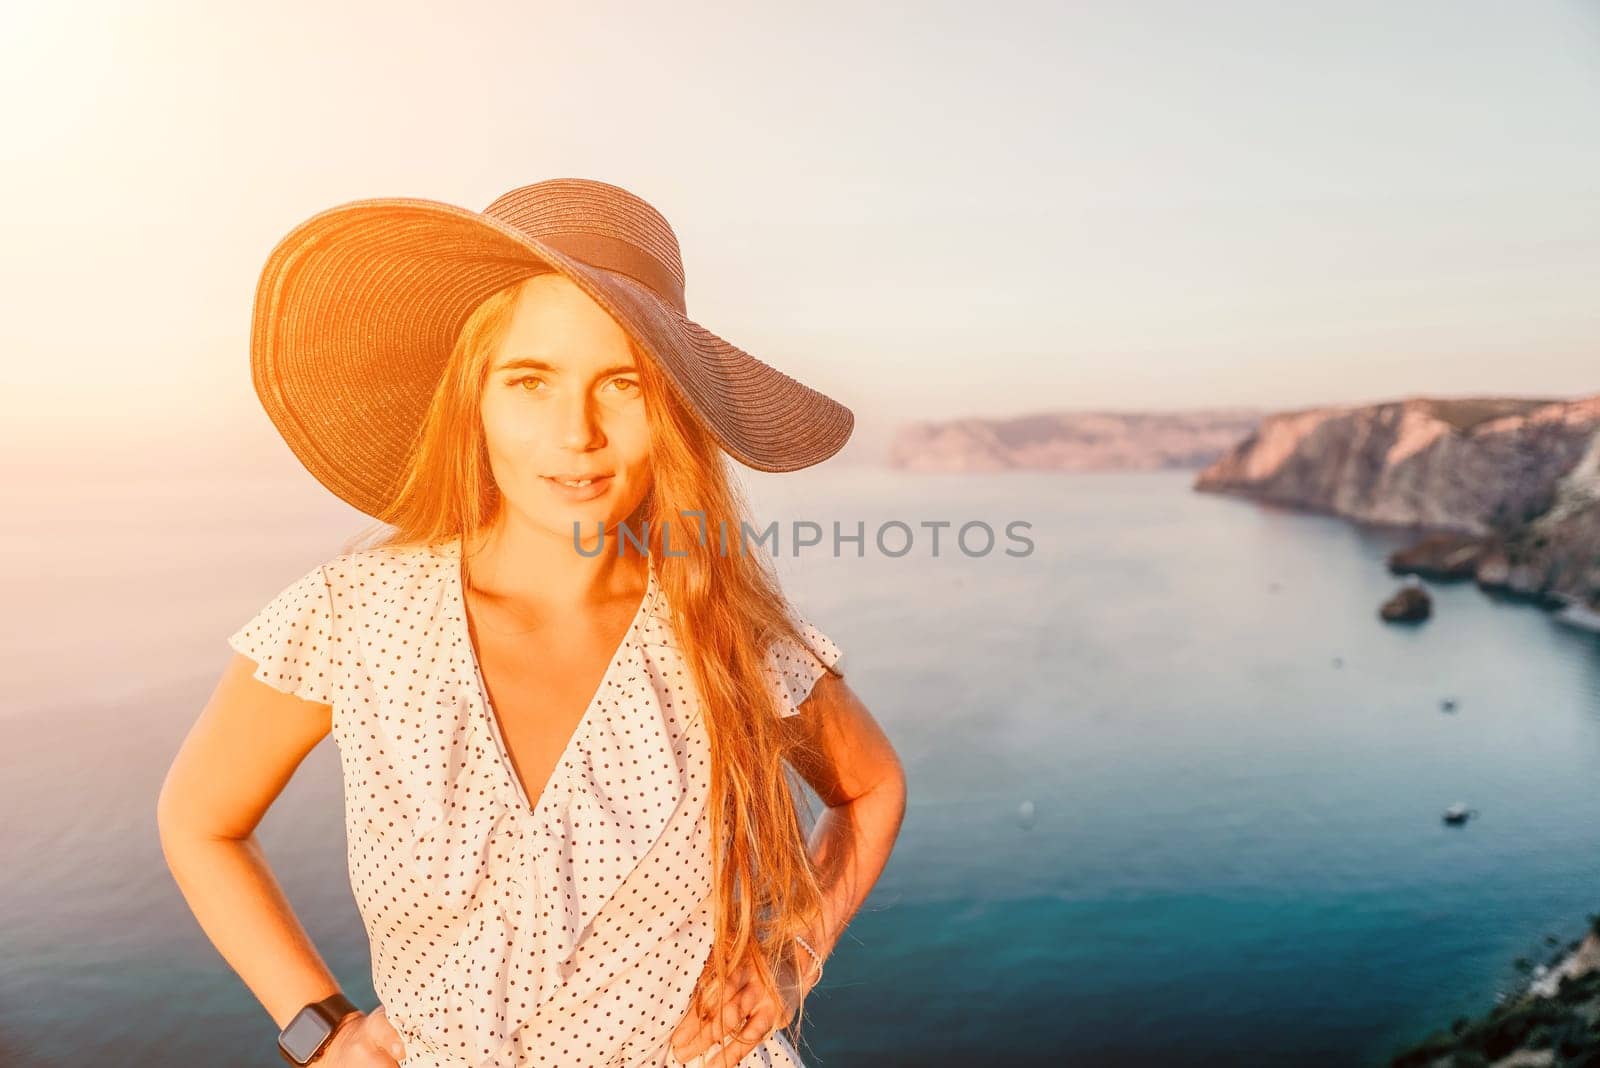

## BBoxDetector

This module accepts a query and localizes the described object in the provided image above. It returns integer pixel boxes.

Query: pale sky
[3,0,1598,470]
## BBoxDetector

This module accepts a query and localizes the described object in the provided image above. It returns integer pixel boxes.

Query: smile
[542,474,614,500]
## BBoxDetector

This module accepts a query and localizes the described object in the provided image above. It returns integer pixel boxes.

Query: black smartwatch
[277,991,361,1065]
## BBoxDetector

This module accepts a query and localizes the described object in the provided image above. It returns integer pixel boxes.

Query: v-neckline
[449,535,658,823]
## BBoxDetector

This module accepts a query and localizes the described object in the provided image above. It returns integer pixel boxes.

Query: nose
[556,386,605,450]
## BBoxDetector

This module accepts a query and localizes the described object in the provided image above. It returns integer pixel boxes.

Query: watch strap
[313,991,360,1027]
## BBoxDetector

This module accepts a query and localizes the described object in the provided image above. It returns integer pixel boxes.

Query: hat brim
[250,197,854,519]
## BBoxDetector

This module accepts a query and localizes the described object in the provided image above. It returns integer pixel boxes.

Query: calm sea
[4,464,1599,1067]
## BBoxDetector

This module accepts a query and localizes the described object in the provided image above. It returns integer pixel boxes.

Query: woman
[156,179,907,1068]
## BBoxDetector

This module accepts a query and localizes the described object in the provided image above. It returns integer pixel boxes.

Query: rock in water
[1380,585,1433,623]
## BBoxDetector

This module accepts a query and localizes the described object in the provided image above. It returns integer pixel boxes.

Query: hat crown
[483,179,687,307]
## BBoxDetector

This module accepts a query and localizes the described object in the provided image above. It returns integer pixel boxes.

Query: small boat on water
[1442,803,1474,825]
[1016,800,1036,830]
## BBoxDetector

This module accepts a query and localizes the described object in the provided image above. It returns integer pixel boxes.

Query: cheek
[480,394,545,454]
[614,409,653,461]
[609,414,654,496]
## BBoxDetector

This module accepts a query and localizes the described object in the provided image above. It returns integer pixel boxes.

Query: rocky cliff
[1194,394,1600,618]
[887,408,1264,472]
[1391,925,1600,1067]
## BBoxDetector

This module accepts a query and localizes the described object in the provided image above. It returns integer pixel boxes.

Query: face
[478,273,654,544]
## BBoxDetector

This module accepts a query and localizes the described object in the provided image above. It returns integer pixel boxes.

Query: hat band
[541,231,686,314]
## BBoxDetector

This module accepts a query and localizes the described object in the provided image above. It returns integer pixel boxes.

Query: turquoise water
[3,466,1598,1066]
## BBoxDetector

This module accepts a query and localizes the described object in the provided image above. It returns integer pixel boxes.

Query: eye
[609,377,640,394]
[510,375,544,392]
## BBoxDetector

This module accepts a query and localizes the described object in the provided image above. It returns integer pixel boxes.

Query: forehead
[492,274,636,368]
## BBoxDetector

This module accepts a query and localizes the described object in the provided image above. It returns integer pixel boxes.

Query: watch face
[278,1004,334,1064]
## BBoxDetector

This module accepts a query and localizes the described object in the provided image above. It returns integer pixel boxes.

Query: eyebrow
[495,357,639,376]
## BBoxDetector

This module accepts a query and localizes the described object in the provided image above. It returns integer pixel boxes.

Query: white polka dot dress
[227,534,842,1068]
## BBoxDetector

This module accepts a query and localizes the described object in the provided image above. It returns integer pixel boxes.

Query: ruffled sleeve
[763,612,843,717]
[227,563,341,706]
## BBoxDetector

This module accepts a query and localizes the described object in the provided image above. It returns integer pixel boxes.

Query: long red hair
[343,272,840,1046]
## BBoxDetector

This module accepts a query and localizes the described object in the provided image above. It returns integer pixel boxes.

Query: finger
[699,978,758,1054]
[366,1005,407,1063]
[669,1012,691,1049]
[678,961,763,1060]
[677,992,729,1062]
[672,988,713,1046]
[714,990,749,1039]
[671,1005,709,1063]
[701,984,767,1065]
[696,975,725,1019]
[681,991,742,1061]
[729,978,767,1030]
[674,996,718,1061]
[678,975,749,1062]
[703,1030,743,1068]
[702,961,755,1010]
[708,1009,774,1068]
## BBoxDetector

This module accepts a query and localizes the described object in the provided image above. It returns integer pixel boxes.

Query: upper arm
[778,671,904,810]
[157,563,345,840]
[157,653,335,840]
[764,610,904,808]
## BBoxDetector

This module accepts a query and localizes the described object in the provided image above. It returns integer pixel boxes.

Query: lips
[541,474,615,501]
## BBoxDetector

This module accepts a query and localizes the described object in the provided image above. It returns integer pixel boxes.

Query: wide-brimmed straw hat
[249,177,855,519]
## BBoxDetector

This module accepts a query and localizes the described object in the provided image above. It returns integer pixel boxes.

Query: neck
[462,512,650,620]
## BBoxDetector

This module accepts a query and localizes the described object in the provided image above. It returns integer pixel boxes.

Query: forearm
[158,823,344,1029]
[802,773,906,961]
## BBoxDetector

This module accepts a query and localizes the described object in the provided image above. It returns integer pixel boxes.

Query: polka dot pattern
[763,622,842,718]
[226,534,842,1067]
